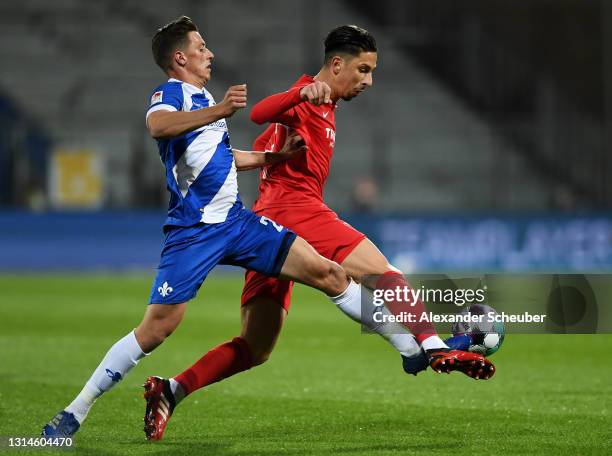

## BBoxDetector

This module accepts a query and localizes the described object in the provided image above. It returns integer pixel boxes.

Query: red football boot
[427,349,495,380]
[143,376,176,440]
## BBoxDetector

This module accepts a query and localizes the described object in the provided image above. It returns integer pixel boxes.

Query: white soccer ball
[452,304,505,356]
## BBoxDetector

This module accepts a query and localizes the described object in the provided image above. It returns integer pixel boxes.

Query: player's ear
[174,50,187,68]
[331,56,344,76]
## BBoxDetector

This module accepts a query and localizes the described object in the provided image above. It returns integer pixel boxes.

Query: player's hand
[220,84,247,117]
[300,81,332,106]
[273,130,307,163]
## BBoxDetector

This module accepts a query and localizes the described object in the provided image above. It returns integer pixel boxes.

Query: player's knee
[318,261,348,296]
[244,339,275,366]
[139,319,180,351]
[144,328,170,351]
[250,349,272,366]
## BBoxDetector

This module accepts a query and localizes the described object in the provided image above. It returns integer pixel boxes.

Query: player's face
[336,52,377,101]
[182,31,215,85]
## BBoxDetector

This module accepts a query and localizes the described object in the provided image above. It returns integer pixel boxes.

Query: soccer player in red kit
[242,25,493,378]
[143,25,494,441]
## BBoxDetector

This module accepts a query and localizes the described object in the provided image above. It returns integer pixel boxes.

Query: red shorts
[241,203,366,311]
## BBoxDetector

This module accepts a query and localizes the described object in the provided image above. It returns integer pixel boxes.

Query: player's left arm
[250,81,331,126]
[233,132,307,171]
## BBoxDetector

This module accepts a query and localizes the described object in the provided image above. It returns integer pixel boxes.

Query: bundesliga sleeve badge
[151,91,163,105]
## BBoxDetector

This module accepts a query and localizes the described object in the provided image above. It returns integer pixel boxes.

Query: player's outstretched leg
[340,238,496,380]
[278,237,497,379]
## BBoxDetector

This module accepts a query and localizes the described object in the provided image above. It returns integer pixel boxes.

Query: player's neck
[167,70,205,90]
[314,70,340,102]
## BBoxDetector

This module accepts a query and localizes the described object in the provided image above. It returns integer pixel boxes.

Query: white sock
[421,335,449,352]
[169,378,185,405]
[382,326,423,358]
[329,279,362,322]
[64,384,98,424]
[65,330,147,423]
[330,280,422,357]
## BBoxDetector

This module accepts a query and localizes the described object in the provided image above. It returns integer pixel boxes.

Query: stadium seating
[0,0,552,210]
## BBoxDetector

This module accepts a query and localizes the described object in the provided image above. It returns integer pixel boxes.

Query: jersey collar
[168,77,205,92]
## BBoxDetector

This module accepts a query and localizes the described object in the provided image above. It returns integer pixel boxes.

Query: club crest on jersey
[151,91,163,105]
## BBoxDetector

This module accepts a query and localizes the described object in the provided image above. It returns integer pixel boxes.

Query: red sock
[174,337,253,396]
[375,271,438,345]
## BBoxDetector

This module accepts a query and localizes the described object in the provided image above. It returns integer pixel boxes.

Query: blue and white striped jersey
[146,78,242,227]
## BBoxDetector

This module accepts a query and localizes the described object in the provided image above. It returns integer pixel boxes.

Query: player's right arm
[250,80,331,125]
[147,84,247,139]
[233,130,307,171]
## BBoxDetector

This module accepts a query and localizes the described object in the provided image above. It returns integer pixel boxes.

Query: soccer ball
[451,304,505,356]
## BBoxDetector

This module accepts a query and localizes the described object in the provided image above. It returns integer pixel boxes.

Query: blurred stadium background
[1,0,611,273]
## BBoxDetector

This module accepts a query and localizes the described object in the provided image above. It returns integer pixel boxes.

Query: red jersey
[250,75,337,211]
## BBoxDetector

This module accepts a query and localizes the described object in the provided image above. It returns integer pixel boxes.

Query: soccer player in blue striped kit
[42,16,363,438]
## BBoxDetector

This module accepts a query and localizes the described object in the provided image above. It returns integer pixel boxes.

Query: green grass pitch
[0,273,611,455]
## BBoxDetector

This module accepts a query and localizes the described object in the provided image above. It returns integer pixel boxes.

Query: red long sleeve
[250,87,303,125]
[252,124,276,150]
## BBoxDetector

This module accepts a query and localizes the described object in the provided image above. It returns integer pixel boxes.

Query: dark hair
[152,16,198,71]
[324,25,377,64]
